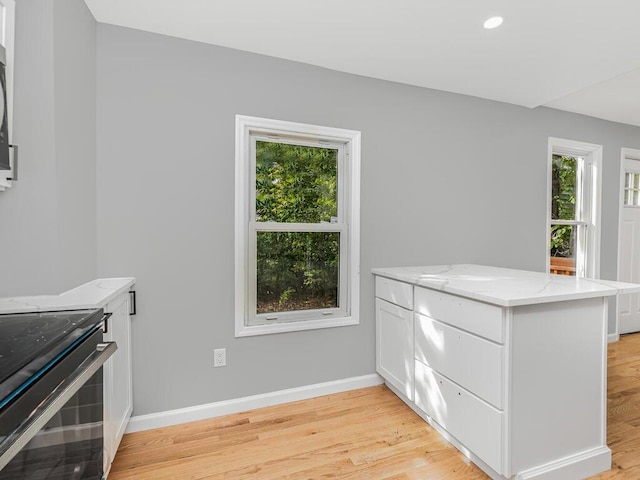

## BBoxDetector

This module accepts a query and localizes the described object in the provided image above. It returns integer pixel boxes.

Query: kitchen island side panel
[509,297,608,473]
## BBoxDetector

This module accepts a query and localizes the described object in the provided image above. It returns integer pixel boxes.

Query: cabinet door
[103,293,133,477]
[415,361,503,474]
[415,313,504,409]
[376,298,414,400]
[414,286,504,343]
[375,276,413,310]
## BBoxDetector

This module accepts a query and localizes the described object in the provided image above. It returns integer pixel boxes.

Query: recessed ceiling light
[483,16,504,29]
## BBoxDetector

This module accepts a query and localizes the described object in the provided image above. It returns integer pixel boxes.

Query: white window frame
[235,115,360,337]
[547,137,602,278]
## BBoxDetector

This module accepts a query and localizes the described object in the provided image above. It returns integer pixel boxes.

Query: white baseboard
[126,373,384,433]
[608,333,620,343]
[517,446,611,480]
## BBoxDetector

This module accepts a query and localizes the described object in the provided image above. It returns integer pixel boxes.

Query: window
[624,171,640,207]
[547,138,602,278]
[235,116,360,336]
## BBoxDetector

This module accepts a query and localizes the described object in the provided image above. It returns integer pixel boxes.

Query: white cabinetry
[414,361,503,472]
[375,277,414,400]
[102,291,133,478]
[372,265,634,480]
[376,298,413,400]
[414,312,504,409]
[413,286,508,475]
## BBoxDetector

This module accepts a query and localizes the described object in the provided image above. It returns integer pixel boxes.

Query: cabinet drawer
[415,313,503,408]
[375,276,413,310]
[376,298,414,400]
[415,361,503,474]
[414,287,504,343]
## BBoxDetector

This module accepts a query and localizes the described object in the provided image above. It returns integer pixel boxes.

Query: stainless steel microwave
[0,44,10,172]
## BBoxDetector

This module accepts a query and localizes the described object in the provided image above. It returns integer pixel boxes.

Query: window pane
[255,141,338,223]
[551,155,578,220]
[257,231,339,314]
[550,224,577,276]
[625,172,632,188]
[635,173,640,189]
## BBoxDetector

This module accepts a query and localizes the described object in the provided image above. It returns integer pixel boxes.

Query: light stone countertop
[372,264,640,307]
[0,278,135,314]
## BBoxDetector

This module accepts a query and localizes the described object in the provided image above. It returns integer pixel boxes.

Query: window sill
[235,315,359,337]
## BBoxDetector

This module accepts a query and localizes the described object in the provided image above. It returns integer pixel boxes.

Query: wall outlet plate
[214,348,226,367]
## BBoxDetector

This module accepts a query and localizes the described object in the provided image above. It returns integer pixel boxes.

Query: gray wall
[96,25,640,416]
[52,0,98,292]
[0,0,96,296]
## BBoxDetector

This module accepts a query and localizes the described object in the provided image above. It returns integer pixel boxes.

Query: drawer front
[414,286,504,343]
[415,313,503,408]
[375,276,413,310]
[415,361,503,474]
[376,299,414,400]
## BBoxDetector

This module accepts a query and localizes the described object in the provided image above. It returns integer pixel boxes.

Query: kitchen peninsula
[373,264,640,480]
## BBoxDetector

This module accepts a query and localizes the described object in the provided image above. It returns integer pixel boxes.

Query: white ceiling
[84,0,640,127]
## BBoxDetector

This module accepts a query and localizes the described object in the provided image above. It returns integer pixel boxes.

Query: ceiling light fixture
[483,16,504,29]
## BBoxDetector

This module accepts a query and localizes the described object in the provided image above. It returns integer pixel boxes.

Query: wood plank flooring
[109,333,640,480]
[591,333,640,480]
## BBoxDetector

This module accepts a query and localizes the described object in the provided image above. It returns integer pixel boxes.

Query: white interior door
[619,156,640,334]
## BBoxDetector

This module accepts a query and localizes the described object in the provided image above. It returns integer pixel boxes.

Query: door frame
[615,147,640,339]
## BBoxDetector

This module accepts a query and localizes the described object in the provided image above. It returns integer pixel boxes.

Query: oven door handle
[0,341,118,471]
[102,312,113,334]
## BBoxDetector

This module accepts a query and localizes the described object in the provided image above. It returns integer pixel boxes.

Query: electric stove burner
[0,309,104,408]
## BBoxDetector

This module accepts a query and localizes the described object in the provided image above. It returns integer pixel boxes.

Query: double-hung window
[547,138,602,278]
[235,116,360,336]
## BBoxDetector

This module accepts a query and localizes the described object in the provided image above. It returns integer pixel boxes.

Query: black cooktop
[0,309,104,408]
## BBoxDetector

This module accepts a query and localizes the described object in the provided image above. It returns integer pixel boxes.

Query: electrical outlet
[214,348,226,367]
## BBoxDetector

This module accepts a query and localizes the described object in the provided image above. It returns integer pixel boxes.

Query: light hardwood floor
[109,333,640,479]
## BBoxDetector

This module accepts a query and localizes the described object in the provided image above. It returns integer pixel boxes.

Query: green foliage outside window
[255,142,339,313]
[256,141,337,223]
[550,155,577,258]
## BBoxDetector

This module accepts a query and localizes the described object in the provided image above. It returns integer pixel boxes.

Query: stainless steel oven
[0,309,116,480]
